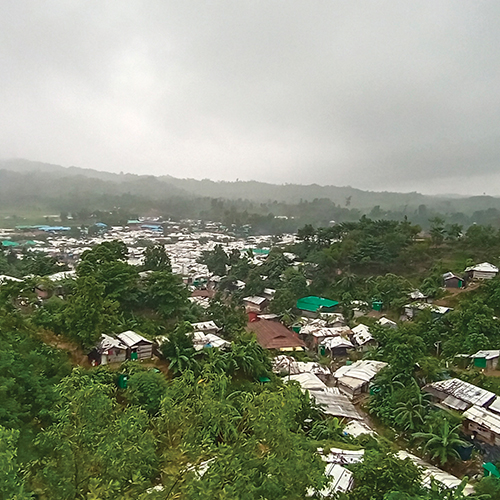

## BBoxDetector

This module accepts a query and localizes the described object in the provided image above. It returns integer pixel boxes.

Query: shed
[333,360,388,399]
[117,330,153,360]
[192,331,229,351]
[377,317,397,328]
[463,405,500,446]
[190,321,220,334]
[465,262,499,280]
[471,350,500,370]
[92,334,128,365]
[320,464,354,496]
[424,378,496,411]
[352,324,376,350]
[242,295,268,313]
[319,336,354,357]
[442,272,464,289]
[397,451,474,495]
[287,372,327,391]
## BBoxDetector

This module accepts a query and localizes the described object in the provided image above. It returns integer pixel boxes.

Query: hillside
[2,159,500,222]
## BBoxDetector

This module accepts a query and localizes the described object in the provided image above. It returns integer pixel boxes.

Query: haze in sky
[2,1,500,195]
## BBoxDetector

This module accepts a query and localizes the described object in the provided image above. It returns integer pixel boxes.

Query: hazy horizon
[2,2,500,196]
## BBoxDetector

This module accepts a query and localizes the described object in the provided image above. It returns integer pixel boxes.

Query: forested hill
[3,157,499,213]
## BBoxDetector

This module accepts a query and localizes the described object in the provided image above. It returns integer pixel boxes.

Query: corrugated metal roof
[117,330,152,347]
[334,360,388,383]
[308,390,361,420]
[471,350,500,360]
[425,378,496,408]
[247,319,305,350]
[397,451,474,495]
[287,372,327,391]
[465,262,498,273]
[464,405,500,436]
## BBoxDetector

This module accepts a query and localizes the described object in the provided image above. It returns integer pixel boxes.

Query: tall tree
[142,244,172,272]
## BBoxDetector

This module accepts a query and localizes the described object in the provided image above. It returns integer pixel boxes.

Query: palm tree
[413,418,468,465]
[394,379,429,432]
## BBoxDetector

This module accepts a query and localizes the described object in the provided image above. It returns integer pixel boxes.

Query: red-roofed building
[247,317,305,351]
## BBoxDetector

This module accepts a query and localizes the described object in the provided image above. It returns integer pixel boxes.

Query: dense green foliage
[6,216,500,497]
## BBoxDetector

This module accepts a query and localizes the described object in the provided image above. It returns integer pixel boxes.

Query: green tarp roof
[296,296,339,312]
[484,462,500,477]
[2,240,19,247]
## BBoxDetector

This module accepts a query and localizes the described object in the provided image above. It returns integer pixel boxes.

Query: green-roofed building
[296,296,339,314]
[252,248,270,255]
[2,240,19,247]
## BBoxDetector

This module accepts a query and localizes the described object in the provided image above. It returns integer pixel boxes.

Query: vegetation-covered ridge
[4,159,500,231]
[4,219,500,497]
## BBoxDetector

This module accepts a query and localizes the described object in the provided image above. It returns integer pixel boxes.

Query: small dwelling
[319,336,354,357]
[90,334,128,365]
[117,330,154,360]
[377,317,397,329]
[442,272,464,289]
[190,321,220,335]
[465,262,499,280]
[243,296,268,313]
[333,360,388,400]
[470,350,500,370]
[423,378,496,412]
[463,405,500,446]
[352,324,377,351]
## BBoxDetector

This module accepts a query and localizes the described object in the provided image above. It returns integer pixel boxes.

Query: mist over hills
[2,158,500,235]
[2,158,495,212]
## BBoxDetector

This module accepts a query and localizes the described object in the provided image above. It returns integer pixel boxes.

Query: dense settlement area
[4,217,500,498]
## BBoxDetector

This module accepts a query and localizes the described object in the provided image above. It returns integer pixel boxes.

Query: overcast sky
[2,1,500,195]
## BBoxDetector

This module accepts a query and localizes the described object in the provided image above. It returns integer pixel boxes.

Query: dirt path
[38,329,91,367]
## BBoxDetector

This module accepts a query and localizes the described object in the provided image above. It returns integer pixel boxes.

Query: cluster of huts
[442,262,499,289]
[424,377,500,447]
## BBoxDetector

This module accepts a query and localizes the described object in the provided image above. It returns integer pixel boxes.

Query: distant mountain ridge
[1,158,500,214]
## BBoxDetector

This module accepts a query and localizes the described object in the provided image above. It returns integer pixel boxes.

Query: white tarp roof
[321,464,354,496]
[272,356,331,376]
[47,270,77,281]
[192,332,229,351]
[378,317,397,327]
[343,420,376,437]
[471,350,500,360]
[397,451,474,495]
[319,447,365,465]
[334,360,388,383]
[97,334,127,353]
[287,372,327,391]
[320,337,354,350]
[0,275,23,283]
[465,262,498,273]
[243,296,267,305]
[352,324,374,346]
[117,330,152,347]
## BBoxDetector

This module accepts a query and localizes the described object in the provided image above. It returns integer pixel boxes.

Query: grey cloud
[2,1,500,194]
